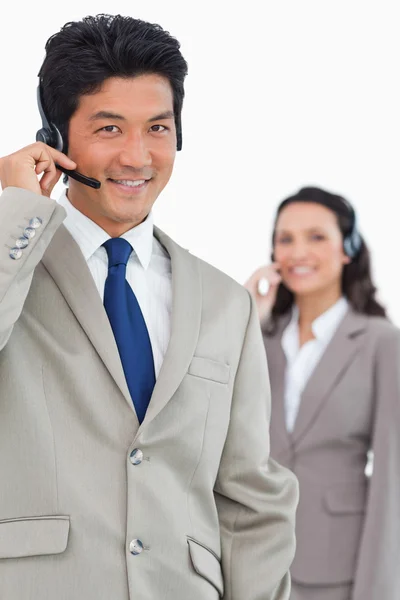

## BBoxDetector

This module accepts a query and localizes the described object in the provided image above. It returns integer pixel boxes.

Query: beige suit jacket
[263,310,400,598]
[0,187,298,600]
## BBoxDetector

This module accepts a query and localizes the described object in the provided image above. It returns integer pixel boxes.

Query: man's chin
[102,204,151,229]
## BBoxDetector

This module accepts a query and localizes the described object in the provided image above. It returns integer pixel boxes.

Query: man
[0,14,298,600]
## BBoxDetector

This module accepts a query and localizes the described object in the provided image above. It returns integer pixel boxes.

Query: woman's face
[273,202,350,298]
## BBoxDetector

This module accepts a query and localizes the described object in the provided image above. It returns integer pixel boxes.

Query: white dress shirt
[281,297,349,432]
[57,190,172,378]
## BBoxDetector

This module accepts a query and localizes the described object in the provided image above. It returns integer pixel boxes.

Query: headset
[270,198,362,262]
[341,202,362,259]
[36,84,101,189]
[36,82,183,190]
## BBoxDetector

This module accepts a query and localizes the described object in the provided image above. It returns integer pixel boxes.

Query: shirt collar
[57,189,154,269]
[282,296,349,361]
[311,297,349,342]
[281,307,300,361]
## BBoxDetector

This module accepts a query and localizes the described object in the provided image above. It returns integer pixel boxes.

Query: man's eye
[150,125,167,133]
[100,125,119,133]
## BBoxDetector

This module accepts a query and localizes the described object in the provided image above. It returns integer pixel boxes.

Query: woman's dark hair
[264,186,387,335]
[38,14,188,151]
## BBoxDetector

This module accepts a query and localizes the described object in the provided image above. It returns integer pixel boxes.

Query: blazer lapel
[292,309,367,446]
[41,224,137,422]
[141,227,202,428]
[263,317,292,453]
[42,224,202,430]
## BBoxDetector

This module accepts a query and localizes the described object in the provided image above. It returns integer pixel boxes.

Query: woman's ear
[343,253,351,265]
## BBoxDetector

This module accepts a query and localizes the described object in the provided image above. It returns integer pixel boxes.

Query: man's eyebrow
[88,110,174,123]
[89,111,126,121]
[148,111,175,122]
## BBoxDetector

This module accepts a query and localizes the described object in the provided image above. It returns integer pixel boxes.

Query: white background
[1,1,399,321]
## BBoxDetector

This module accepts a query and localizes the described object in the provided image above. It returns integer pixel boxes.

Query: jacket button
[23,227,36,240]
[9,247,22,260]
[129,539,144,555]
[15,237,29,249]
[129,448,144,465]
[29,217,43,229]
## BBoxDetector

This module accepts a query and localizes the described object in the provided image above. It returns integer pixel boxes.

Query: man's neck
[66,188,148,237]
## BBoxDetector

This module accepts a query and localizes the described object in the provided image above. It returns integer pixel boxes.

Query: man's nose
[118,133,152,169]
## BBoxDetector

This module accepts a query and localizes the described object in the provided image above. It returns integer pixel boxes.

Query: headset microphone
[35,85,101,190]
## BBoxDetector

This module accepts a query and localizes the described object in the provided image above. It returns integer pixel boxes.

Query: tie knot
[103,238,133,268]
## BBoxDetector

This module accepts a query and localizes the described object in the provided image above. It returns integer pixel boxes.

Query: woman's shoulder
[363,313,400,344]
[261,312,291,342]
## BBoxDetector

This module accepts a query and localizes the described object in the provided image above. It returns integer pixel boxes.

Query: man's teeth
[114,179,146,187]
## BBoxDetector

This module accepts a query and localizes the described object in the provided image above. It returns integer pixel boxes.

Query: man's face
[66,74,177,236]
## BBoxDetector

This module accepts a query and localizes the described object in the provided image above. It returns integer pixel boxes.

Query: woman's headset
[342,203,362,259]
[271,198,362,262]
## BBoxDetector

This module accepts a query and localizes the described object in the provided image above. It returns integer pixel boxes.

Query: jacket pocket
[187,537,224,597]
[324,482,367,515]
[0,515,70,559]
[188,357,230,384]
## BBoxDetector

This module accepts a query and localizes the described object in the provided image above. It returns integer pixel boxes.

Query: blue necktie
[103,238,155,423]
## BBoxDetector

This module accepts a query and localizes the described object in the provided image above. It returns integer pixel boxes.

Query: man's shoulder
[188,250,252,327]
[154,226,251,316]
[155,227,248,295]
[195,252,247,297]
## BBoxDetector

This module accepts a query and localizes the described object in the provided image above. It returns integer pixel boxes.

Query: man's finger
[31,143,76,170]
[39,164,60,195]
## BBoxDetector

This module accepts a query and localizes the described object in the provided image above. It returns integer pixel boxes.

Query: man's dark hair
[38,14,188,151]
[264,186,387,335]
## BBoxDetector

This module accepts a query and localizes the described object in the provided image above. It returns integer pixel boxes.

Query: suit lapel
[41,225,137,423]
[263,317,292,453]
[292,309,367,446]
[141,227,202,428]
[42,224,202,430]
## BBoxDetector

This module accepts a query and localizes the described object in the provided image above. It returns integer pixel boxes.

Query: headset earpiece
[176,112,182,151]
[36,85,64,151]
[343,208,362,259]
[35,82,101,190]
[36,124,63,151]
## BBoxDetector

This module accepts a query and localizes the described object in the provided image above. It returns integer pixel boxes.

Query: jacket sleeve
[214,291,299,600]
[0,186,65,350]
[352,325,400,599]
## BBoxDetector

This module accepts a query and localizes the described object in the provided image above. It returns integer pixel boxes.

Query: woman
[245,187,400,600]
